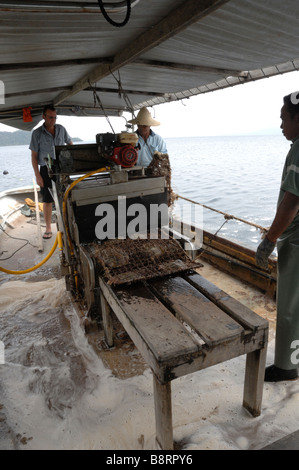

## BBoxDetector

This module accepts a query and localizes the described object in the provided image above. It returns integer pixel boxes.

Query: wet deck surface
[0,212,149,381]
[0,211,277,377]
[262,429,299,450]
[0,212,60,281]
[3,211,298,451]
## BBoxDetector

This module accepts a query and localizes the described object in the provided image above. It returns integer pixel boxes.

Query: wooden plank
[99,279,200,368]
[150,277,244,347]
[198,250,277,299]
[114,282,200,361]
[168,328,267,382]
[185,272,269,331]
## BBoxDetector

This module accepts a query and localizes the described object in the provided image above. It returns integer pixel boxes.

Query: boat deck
[1,208,298,450]
[0,209,277,379]
[0,210,277,357]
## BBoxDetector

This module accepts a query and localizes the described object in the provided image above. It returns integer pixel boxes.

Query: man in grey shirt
[29,105,73,239]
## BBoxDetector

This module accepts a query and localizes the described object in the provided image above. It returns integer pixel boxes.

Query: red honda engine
[110,144,138,167]
[96,132,138,168]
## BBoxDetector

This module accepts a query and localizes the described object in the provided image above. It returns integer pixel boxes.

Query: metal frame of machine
[50,133,175,317]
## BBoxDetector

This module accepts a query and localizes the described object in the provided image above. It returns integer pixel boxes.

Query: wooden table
[99,271,268,450]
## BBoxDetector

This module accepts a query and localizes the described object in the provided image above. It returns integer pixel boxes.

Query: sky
[1,70,299,141]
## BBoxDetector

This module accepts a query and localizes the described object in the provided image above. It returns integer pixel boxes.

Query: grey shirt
[29,123,72,166]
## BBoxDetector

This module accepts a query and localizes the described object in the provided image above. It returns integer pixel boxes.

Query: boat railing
[175,194,268,235]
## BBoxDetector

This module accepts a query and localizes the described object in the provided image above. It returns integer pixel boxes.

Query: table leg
[100,290,114,347]
[153,374,173,450]
[243,344,267,417]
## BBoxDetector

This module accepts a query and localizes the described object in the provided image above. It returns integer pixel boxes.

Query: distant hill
[0,130,31,146]
[0,130,82,146]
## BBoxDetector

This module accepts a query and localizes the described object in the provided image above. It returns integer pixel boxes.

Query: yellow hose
[0,234,58,275]
[62,167,108,256]
[61,167,108,292]
[0,167,108,277]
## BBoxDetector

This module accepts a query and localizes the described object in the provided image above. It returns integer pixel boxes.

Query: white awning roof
[0,0,299,130]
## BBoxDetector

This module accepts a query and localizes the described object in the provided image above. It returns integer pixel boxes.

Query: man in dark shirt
[256,92,299,381]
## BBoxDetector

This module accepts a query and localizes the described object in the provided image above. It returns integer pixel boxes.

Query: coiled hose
[0,168,108,277]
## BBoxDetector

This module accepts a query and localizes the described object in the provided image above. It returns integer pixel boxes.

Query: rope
[196,218,229,260]
[176,194,268,234]
[110,69,135,115]
[88,80,115,134]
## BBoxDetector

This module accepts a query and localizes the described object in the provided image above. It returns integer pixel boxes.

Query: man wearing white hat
[128,107,167,167]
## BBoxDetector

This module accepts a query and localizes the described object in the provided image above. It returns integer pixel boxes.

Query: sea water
[0,135,289,249]
[166,134,289,248]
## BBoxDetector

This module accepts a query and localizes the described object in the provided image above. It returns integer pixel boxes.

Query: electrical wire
[98,0,131,27]
[0,235,58,275]
[0,225,37,261]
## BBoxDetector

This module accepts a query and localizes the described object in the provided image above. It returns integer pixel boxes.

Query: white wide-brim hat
[128,107,160,126]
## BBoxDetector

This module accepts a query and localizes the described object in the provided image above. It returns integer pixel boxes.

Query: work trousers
[40,165,55,204]
[275,229,299,370]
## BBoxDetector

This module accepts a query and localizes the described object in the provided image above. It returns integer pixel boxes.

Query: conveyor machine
[51,132,198,321]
